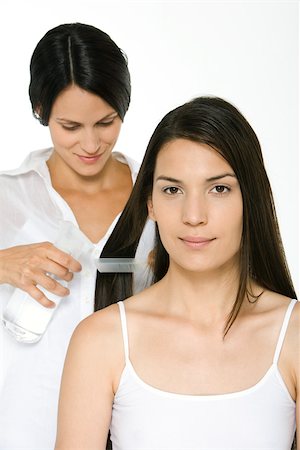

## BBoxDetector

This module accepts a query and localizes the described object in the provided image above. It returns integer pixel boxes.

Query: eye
[96,118,116,127]
[163,186,182,195]
[62,124,80,131]
[97,121,112,127]
[211,185,230,194]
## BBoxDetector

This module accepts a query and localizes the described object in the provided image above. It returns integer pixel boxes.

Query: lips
[181,236,213,243]
[180,236,215,248]
[76,154,103,164]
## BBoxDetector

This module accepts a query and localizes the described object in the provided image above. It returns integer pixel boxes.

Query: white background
[0,0,298,290]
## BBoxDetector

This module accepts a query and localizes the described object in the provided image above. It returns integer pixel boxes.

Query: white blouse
[0,148,154,450]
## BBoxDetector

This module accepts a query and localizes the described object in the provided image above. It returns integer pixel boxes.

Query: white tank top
[110,299,297,450]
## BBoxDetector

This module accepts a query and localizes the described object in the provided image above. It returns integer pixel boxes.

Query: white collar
[0,148,140,183]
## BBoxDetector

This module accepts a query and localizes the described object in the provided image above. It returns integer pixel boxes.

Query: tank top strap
[273,299,298,364]
[117,301,129,361]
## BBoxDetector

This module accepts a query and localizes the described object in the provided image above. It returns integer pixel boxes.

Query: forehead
[50,84,116,119]
[155,139,233,176]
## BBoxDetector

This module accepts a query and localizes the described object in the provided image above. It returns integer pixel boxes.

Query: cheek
[235,201,243,234]
[228,208,243,247]
[102,122,122,143]
[215,198,243,243]
[153,209,175,245]
[50,128,77,149]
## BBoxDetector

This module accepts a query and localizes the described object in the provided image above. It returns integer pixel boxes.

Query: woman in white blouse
[0,23,153,450]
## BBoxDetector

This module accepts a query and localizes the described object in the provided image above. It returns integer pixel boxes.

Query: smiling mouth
[76,154,103,164]
[180,237,215,247]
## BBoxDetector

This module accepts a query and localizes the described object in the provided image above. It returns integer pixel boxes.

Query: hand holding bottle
[2,221,94,343]
[0,242,82,307]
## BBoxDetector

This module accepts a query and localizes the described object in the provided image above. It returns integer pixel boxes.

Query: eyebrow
[55,112,118,124]
[155,176,181,183]
[206,173,236,182]
[155,173,236,183]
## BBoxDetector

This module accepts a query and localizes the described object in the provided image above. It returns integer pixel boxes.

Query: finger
[32,271,71,297]
[46,247,82,273]
[26,284,56,308]
[37,258,75,282]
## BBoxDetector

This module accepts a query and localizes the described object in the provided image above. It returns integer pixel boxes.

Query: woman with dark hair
[0,23,153,450]
[56,96,298,449]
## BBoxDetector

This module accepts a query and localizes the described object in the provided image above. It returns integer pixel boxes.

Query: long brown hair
[95,96,296,335]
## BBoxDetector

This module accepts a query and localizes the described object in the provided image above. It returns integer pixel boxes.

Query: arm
[55,306,121,450]
[296,351,299,450]
[290,303,299,450]
[279,301,300,450]
[0,243,81,307]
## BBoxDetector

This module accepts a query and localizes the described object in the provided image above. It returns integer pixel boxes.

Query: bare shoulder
[248,290,299,353]
[74,302,122,337]
[282,299,300,397]
[282,298,300,354]
[56,304,124,446]
[67,303,124,367]
[267,291,299,323]
[257,292,299,397]
[255,290,297,318]
[263,293,300,378]
[123,283,160,312]
[266,292,299,335]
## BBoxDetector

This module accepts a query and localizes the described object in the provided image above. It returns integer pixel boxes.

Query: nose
[182,193,208,226]
[80,129,100,154]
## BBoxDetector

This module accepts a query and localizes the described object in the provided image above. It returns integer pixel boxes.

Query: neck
[158,261,241,325]
[46,150,121,194]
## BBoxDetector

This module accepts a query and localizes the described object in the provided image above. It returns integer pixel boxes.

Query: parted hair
[29,22,131,125]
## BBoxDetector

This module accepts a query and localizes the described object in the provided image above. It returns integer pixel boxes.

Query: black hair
[95,96,296,336]
[29,22,131,125]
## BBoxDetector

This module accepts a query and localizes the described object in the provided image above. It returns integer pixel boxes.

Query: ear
[34,104,42,120]
[147,197,156,221]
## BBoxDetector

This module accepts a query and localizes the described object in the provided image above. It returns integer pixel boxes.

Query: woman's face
[148,139,243,275]
[47,84,122,177]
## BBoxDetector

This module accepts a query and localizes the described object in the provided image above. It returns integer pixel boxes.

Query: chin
[75,163,103,176]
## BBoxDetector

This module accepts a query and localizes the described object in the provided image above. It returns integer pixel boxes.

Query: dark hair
[95,96,296,335]
[29,22,131,125]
